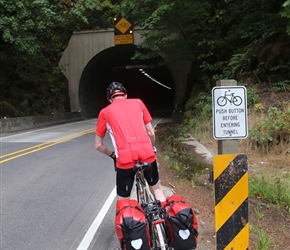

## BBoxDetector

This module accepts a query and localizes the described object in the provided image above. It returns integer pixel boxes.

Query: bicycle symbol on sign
[117,21,130,30]
[217,90,242,106]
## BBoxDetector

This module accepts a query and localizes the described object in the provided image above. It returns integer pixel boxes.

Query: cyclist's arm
[95,134,114,157]
[145,122,155,145]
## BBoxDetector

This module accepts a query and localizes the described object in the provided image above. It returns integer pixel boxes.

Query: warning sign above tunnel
[115,17,131,34]
[114,17,133,45]
[114,34,133,45]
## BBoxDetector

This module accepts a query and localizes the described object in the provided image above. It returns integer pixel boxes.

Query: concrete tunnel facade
[60,29,191,119]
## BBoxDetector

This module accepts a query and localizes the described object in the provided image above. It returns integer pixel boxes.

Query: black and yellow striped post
[214,154,249,249]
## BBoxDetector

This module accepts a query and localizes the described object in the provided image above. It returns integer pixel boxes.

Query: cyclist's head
[106,82,127,101]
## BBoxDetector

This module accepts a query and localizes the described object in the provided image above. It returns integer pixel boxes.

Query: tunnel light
[120,65,171,90]
[140,69,172,90]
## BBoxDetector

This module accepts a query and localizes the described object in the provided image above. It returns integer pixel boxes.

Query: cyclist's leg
[150,183,166,202]
[116,168,135,200]
[144,160,166,202]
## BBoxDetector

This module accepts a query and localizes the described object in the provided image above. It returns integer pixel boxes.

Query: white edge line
[76,187,116,250]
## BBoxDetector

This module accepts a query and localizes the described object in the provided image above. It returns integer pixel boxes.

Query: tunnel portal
[79,45,175,118]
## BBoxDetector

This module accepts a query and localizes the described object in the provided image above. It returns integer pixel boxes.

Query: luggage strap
[164,200,198,237]
[116,205,143,215]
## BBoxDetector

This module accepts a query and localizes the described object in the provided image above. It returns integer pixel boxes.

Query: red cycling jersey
[96,98,156,169]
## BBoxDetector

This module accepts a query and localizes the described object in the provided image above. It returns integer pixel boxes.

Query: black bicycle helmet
[106,82,127,101]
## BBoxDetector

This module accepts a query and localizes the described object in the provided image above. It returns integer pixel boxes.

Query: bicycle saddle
[133,161,151,172]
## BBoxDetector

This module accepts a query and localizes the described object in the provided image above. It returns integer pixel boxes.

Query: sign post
[212,80,249,250]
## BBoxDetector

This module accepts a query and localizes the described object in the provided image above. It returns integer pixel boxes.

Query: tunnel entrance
[79,45,175,118]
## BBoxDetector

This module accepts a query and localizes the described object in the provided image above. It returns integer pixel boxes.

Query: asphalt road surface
[0,119,130,250]
[0,118,165,250]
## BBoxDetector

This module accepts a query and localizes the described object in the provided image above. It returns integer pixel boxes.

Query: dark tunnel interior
[79,45,175,118]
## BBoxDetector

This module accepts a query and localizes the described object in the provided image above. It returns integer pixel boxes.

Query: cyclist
[94,82,166,203]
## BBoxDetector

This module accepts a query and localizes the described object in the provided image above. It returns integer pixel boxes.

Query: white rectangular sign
[212,86,248,140]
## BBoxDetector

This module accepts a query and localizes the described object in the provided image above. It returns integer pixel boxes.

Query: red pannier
[163,194,198,250]
[115,199,151,250]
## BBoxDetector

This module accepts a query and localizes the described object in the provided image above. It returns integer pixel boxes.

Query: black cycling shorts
[116,160,159,198]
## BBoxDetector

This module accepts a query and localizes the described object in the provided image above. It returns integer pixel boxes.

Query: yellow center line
[0,128,95,164]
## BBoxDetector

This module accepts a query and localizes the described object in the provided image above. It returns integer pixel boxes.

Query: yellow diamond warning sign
[115,17,131,34]
[114,17,133,45]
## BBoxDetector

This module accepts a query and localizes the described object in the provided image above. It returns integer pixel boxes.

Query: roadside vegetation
[184,82,290,201]
[2,1,290,248]
[157,82,290,209]
[2,1,290,120]
[156,83,289,249]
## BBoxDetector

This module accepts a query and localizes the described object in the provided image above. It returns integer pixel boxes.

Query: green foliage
[156,123,211,179]
[271,80,290,92]
[199,61,229,83]
[191,179,196,188]
[173,162,180,172]
[254,103,265,113]
[163,155,170,162]
[280,0,290,34]
[184,90,212,118]
[1,0,290,117]
[254,207,264,219]
[249,107,290,150]
[253,227,273,250]
[120,0,290,94]
[224,47,256,80]
[182,88,213,141]
[249,173,290,208]
[247,87,260,107]
[0,0,114,117]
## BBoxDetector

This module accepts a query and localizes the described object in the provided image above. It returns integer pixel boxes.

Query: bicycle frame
[134,164,154,206]
[133,161,172,250]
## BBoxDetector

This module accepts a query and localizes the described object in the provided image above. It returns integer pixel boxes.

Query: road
[0,119,125,250]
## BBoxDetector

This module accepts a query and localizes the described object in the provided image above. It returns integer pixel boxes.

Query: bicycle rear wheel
[155,224,166,250]
[151,223,171,250]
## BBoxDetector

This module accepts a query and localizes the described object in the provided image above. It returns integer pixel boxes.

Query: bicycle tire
[155,224,167,250]
[136,182,141,204]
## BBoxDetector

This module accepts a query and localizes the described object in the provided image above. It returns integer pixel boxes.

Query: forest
[1,0,290,117]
